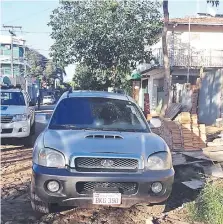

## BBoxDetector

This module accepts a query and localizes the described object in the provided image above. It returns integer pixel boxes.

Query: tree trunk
[161,0,171,116]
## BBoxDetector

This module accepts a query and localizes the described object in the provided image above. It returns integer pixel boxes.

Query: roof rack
[0,84,22,90]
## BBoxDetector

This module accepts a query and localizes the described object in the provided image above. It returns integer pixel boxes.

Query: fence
[153,48,223,68]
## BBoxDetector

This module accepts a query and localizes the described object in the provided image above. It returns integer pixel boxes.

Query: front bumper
[0,120,30,138]
[32,164,174,208]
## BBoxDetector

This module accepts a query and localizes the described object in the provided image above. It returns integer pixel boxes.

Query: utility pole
[23,39,29,92]
[2,25,22,86]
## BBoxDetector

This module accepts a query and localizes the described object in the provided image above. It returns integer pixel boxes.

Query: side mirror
[35,113,51,125]
[29,101,35,106]
[148,117,162,128]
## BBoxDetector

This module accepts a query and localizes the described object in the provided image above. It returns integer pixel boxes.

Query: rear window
[49,97,149,133]
[1,92,25,106]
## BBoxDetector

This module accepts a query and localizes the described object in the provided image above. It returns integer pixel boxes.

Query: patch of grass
[187,180,223,224]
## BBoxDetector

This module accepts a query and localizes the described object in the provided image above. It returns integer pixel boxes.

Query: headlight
[13,114,28,121]
[38,148,65,168]
[147,152,172,170]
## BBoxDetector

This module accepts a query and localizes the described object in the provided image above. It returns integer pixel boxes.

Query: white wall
[140,68,164,112]
[152,31,223,51]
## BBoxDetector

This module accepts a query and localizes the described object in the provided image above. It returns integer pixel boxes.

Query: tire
[30,181,51,216]
[23,135,34,147]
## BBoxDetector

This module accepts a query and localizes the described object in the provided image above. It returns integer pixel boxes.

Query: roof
[60,90,133,102]
[169,17,223,25]
[0,35,25,45]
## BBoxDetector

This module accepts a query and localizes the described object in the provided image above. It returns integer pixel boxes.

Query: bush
[187,180,223,224]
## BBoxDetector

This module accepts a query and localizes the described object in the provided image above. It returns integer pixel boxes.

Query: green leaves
[49,0,162,89]
[207,0,220,7]
[26,50,46,79]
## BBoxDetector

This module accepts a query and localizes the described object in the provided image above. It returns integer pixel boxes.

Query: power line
[31,49,50,51]
[3,7,54,25]
[1,29,51,34]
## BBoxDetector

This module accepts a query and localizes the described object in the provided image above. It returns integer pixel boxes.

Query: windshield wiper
[49,125,147,132]
[50,124,81,130]
[97,128,148,132]
[50,125,103,131]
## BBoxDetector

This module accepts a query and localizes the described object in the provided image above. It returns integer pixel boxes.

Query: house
[0,35,47,101]
[137,15,223,125]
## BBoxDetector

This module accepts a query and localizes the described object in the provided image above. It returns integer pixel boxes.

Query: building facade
[0,35,46,101]
[138,15,223,125]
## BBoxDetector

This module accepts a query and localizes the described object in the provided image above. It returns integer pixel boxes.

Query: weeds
[187,180,223,224]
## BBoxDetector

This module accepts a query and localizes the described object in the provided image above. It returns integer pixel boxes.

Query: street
[1,104,197,224]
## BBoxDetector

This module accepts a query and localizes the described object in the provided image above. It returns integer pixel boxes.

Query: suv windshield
[1,92,25,106]
[49,97,149,133]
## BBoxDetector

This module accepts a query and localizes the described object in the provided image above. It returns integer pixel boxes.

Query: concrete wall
[152,31,223,50]
[198,69,223,125]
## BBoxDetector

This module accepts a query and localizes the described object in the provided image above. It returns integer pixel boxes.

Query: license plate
[93,193,121,205]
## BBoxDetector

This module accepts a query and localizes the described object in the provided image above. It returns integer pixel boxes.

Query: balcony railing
[0,68,20,76]
[153,48,223,68]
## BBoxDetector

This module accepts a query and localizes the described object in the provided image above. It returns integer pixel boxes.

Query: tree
[49,0,163,89]
[73,64,111,91]
[161,0,171,115]
[207,0,220,6]
[44,60,56,86]
[45,60,56,78]
[26,49,46,79]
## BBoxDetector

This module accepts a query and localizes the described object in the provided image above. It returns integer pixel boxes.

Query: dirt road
[1,145,191,224]
[1,109,195,224]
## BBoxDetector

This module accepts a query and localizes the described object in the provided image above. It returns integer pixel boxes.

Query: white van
[42,95,55,105]
[0,85,35,146]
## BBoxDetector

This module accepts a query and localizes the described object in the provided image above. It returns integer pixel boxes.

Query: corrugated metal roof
[169,17,223,25]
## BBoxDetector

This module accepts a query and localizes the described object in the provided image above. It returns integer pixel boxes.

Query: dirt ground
[1,141,200,224]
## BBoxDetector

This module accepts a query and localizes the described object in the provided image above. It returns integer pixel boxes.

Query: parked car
[31,90,174,214]
[0,85,35,146]
[42,95,55,105]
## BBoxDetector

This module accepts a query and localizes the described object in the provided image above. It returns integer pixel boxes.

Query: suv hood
[1,105,27,115]
[43,129,168,158]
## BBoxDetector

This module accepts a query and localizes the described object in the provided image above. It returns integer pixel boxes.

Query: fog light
[47,181,60,192]
[22,127,28,132]
[151,182,163,194]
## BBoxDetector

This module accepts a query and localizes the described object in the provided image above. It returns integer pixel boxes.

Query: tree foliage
[207,0,220,7]
[26,49,46,79]
[73,64,111,90]
[49,0,163,89]
[26,50,66,87]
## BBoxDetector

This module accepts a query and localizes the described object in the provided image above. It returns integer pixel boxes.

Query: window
[49,97,149,133]
[1,92,25,106]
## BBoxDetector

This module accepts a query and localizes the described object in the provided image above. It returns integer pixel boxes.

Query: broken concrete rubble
[182,179,205,190]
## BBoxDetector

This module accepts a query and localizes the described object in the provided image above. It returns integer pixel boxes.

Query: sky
[1,0,223,81]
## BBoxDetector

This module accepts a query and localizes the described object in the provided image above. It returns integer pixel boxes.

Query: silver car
[31,90,174,214]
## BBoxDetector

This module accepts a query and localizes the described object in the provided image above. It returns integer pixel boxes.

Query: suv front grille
[76,182,138,195]
[1,128,13,134]
[75,157,139,172]
[1,116,13,123]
